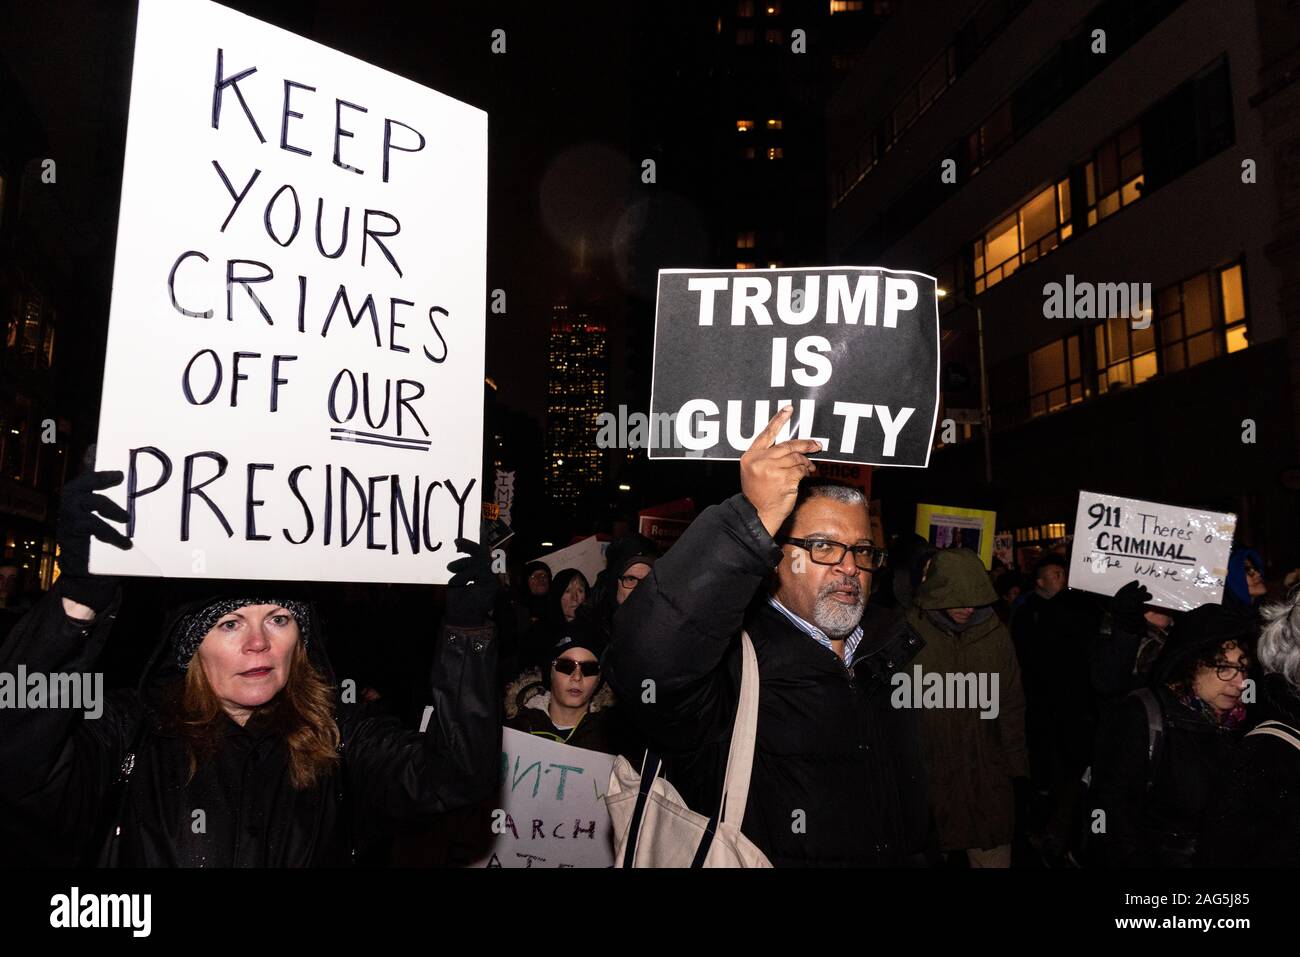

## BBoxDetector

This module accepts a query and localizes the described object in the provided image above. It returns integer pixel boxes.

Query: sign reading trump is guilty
[90,0,487,583]
[648,267,939,467]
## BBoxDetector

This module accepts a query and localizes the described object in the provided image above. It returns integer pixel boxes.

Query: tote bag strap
[1246,719,1300,751]
[622,750,663,868]
[718,630,760,827]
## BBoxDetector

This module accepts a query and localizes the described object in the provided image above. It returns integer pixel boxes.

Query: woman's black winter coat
[0,581,500,867]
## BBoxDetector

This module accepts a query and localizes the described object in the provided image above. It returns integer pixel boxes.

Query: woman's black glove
[445,537,500,627]
[1109,579,1151,635]
[56,470,132,612]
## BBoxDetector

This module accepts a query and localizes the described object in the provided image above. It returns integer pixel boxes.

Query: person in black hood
[584,533,657,642]
[1089,603,1253,867]
[0,471,502,867]
[518,567,589,673]
[1197,588,1300,866]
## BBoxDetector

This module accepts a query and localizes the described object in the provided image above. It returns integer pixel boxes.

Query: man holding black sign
[607,406,932,866]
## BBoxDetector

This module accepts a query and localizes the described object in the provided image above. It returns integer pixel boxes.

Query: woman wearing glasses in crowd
[1090,604,1255,867]
[505,625,623,754]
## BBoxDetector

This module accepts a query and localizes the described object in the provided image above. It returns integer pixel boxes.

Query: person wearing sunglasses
[606,405,932,867]
[505,627,621,754]
[1090,604,1255,867]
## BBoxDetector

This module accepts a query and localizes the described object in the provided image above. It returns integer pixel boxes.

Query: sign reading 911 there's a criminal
[1068,491,1237,612]
[89,0,487,584]
[647,267,940,467]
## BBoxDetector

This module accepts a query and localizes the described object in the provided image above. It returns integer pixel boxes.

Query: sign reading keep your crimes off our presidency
[90,0,487,584]
[648,268,940,468]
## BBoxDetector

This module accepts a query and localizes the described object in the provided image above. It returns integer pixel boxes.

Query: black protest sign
[648,267,939,467]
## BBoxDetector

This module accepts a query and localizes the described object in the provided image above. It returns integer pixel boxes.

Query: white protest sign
[471,728,615,868]
[89,0,486,584]
[1069,491,1237,611]
[536,536,607,585]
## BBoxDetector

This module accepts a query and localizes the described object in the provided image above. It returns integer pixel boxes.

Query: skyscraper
[546,296,608,509]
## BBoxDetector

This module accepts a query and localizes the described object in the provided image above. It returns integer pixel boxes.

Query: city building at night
[0,62,74,593]
[545,299,609,510]
[828,0,1298,568]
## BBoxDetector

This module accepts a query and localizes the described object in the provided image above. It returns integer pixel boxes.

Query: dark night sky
[1,0,651,424]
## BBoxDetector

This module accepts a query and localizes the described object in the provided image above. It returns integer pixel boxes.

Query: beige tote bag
[605,631,772,867]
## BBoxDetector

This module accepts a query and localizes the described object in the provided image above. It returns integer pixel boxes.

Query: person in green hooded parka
[906,547,1028,867]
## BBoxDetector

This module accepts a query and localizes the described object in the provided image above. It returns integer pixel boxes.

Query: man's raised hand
[740,406,820,539]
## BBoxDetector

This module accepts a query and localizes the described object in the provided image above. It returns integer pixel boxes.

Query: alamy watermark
[595,406,686,450]
[890,666,1000,719]
[0,668,103,718]
[50,887,151,937]
[1043,275,1152,329]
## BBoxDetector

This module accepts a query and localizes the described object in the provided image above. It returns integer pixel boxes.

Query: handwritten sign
[648,267,939,467]
[470,728,615,868]
[1069,491,1236,611]
[536,536,606,586]
[88,0,487,584]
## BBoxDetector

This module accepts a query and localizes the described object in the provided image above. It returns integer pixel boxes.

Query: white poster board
[471,728,615,868]
[90,0,487,584]
[536,536,607,586]
[1069,491,1237,611]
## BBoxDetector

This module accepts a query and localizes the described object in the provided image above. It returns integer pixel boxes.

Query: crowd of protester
[4,423,1300,868]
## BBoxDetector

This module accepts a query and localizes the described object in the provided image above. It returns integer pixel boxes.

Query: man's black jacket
[606,493,931,867]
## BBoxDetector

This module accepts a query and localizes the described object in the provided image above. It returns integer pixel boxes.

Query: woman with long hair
[0,471,502,867]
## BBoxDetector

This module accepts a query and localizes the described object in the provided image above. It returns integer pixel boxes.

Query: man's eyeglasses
[1214,661,1249,681]
[778,537,887,571]
[553,658,600,677]
[618,574,646,589]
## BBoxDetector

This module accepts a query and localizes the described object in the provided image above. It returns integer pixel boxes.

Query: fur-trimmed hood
[503,667,616,719]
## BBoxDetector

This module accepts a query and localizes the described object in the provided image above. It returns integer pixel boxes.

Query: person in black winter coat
[1197,591,1300,866]
[0,471,502,867]
[1091,580,1176,702]
[1089,604,1254,867]
[606,407,931,867]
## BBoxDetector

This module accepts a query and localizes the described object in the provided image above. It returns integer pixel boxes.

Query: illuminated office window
[1028,334,1086,417]
[1085,125,1143,225]
[972,179,1071,293]
[1095,314,1157,394]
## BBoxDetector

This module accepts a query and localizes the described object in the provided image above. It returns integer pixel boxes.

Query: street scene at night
[0,0,1297,939]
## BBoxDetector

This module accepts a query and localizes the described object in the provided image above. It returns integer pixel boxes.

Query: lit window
[766,147,784,160]
[1157,269,1228,374]
[972,179,1072,293]
[1028,335,1086,417]
[766,118,783,130]
[830,0,865,11]
[736,262,757,269]
[766,1,782,13]
[1095,315,1157,395]
[1085,126,1143,226]
[737,230,756,249]
[736,119,755,133]
[1220,263,1249,353]
[767,261,783,268]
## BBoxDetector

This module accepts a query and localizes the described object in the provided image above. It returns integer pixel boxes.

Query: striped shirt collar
[767,595,864,667]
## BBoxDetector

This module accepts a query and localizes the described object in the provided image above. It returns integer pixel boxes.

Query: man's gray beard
[811,591,865,637]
